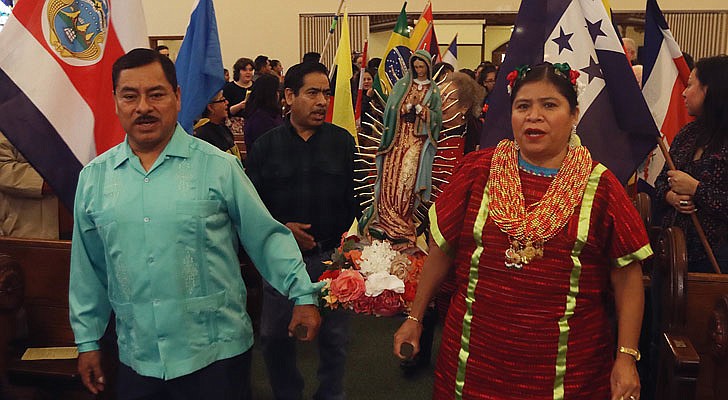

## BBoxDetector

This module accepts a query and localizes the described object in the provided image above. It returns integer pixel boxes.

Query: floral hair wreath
[506,62,581,96]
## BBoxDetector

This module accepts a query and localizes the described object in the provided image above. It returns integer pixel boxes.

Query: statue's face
[413,59,428,80]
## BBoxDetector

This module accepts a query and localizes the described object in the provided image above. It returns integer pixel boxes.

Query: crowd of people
[0,34,725,400]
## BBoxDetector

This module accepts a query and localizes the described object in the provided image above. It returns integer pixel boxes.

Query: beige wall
[142,0,728,74]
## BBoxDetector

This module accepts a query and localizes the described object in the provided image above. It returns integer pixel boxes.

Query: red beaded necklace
[487,139,592,269]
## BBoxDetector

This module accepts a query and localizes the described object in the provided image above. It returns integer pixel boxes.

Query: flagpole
[321,0,346,62]
[656,136,722,274]
[355,39,369,128]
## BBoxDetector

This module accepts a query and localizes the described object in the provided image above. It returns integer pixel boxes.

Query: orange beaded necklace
[487,139,592,269]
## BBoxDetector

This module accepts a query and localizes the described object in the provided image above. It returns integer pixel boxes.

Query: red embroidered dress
[429,149,652,400]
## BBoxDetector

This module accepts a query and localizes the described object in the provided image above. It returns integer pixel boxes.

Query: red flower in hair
[569,70,580,85]
[506,71,518,88]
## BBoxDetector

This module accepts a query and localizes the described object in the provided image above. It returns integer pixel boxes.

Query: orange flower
[345,249,363,268]
[406,254,425,282]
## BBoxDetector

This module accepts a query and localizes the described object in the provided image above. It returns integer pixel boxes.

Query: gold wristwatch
[618,346,641,361]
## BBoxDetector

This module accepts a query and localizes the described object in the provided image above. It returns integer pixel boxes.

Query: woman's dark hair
[232,57,254,81]
[433,62,454,80]
[510,62,579,112]
[476,64,498,87]
[367,58,382,71]
[694,55,728,149]
[245,74,281,117]
[459,68,475,80]
[682,52,695,71]
[254,55,269,72]
[302,52,321,63]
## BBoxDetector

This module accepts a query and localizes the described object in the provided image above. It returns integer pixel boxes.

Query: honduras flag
[637,0,693,188]
[0,0,148,209]
[480,0,660,183]
[175,0,225,134]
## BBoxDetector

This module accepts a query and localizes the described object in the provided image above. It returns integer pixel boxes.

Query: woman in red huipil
[394,63,650,400]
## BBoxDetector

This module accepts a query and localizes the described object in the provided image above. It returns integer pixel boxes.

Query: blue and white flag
[442,34,458,70]
[480,0,660,183]
[175,0,225,134]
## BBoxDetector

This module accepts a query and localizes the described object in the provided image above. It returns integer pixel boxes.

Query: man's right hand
[285,222,316,251]
[78,350,105,394]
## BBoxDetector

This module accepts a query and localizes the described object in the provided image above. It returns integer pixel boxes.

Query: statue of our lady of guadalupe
[358,50,442,245]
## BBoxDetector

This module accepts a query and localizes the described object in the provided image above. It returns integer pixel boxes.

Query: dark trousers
[260,250,350,400]
[116,351,251,400]
[689,242,728,273]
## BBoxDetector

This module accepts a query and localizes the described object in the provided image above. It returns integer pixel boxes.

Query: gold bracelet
[618,346,641,361]
[406,315,422,324]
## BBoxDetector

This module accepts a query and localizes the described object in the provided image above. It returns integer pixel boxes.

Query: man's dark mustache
[134,115,158,124]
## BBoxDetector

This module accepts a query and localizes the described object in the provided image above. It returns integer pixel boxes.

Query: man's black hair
[112,48,177,92]
[284,62,328,95]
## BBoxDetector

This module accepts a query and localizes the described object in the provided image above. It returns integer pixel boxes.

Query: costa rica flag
[0,0,148,209]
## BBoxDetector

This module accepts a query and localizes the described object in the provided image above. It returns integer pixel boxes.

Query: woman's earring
[514,141,520,151]
[569,125,580,149]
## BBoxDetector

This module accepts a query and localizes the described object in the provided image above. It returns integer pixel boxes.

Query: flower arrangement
[318,234,426,316]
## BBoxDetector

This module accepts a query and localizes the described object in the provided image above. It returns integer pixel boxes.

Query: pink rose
[372,290,403,317]
[351,295,375,315]
[329,270,366,303]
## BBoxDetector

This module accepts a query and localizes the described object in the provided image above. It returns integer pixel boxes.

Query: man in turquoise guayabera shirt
[69,49,322,400]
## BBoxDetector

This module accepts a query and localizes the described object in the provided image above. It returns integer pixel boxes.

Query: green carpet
[249,315,441,399]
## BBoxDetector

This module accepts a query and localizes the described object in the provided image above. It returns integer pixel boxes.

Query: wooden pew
[632,191,652,228]
[0,237,116,399]
[0,254,23,380]
[708,295,728,400]
[654,227,728,400]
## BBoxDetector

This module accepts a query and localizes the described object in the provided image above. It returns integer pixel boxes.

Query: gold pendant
[505,239,544,270]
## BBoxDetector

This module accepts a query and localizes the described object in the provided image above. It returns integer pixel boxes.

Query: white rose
[365,272,405,297]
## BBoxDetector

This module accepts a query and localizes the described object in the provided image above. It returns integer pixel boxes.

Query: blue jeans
[260,250,350,400]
